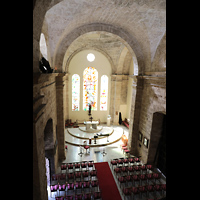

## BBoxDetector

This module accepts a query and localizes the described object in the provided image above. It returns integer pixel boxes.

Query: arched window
[83,67,98,111]
[100,75,108,110]
[72,74,80,111]
[39,33,48,60]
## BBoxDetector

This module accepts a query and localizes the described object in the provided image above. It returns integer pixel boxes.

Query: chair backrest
[140,165,146,170]
[146,165,153,170]
[90,170,97,176]
[75,171,81,177]
[75,181,82,188]
[132,187,139,194]
[51,185,58,191]
[60,173,66,180]
[66,195,73,200]
[153,173,161,179]
[123,188,131,195]
[84,193,92,200]
[134,166,140,170]
[139,174,146,179]
[67,173,74,179]
[56,197,65,200]
[83,181,90,188]
[61,164,67,170]
[146,173,153,179]
[132,175,139,180]
[75,163,81,168]
[67,163,74,169]
[91,180,98,187]
[59,184,66,191]
[75,194,83,200]
[161,184,166,190]
[127,166,133,171]
[81,162,87,168]
[93,191,101,199]
[111,160,117,165]
[88,161,94,167]
[128,158,134,163]
[138,186,146,192]
[118,176,126,182]
[122,166,126,171]
[82,171,89,177]
[146,185,154,191]
[125,175,131,181]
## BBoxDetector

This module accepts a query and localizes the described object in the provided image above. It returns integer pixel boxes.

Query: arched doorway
[44,118,55,179]
[148,112,166,176]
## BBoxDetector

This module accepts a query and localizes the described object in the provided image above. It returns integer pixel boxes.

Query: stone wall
[128,74,166,164]
[33,73,66,200]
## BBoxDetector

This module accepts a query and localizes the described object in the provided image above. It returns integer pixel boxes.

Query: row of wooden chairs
[51,180,100,197]
[110,157,166,199]
[110,157,143,169]
[55,190,102,200]
[61,160,95,172]
[52,169,98,184]
[117,173,162,188]
[122,184,166,200]
[113,165,154,177]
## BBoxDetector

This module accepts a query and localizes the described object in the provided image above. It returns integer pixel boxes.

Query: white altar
[84,121,99,130]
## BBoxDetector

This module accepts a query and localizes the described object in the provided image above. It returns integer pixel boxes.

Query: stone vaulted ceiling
[40,0,166,74]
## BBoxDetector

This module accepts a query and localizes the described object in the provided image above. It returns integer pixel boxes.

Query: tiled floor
[47,124,166,200]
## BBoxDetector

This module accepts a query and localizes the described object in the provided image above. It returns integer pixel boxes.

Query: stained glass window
[100,75,108,110]
[83,67,98,111]
[72,74,80,111]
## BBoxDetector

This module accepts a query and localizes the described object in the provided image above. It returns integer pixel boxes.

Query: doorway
[44,118,55,181]
[148,112,166,176]
[155,114,166,176]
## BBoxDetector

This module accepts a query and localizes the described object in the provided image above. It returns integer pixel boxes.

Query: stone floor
[47,124,166,200]
[61,124,128,165]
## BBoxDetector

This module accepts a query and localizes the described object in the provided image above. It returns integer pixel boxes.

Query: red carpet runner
[94,162,122,200]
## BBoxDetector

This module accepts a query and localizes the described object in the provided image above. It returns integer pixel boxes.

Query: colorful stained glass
[72,74,80,111]
[100,75,108,110]
[83,67,98,111]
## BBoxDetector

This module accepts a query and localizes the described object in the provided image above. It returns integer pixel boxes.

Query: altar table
[84,121,99,130]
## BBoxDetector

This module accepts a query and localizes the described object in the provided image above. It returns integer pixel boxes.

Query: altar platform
[65,125,124,147]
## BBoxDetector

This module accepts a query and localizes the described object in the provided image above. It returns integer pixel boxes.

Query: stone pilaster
[128,76,144,156]
[110,75,124,125]
[56,73,66,161]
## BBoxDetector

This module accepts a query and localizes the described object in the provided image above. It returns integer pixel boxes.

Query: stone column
[128,76,144,156]
[110,75,115,124]
[110,75,123,125]
[56,73,66,161]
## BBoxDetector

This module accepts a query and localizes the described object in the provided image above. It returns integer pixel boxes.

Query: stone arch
[151,32,166,72]
[64,46,115,74]
[123,50,133,75]
[33,0,64,73]
[116,47,129,74]
[53,23,143,74]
